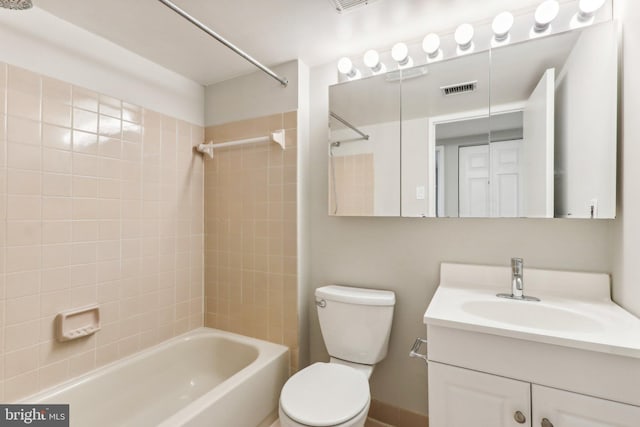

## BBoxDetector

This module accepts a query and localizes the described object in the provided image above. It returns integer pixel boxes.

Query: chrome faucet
[497,257,540,302]
[511,257,524,298]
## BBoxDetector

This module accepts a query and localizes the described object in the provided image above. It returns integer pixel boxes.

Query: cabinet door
[532,385,640,427]
[428,362,531,427]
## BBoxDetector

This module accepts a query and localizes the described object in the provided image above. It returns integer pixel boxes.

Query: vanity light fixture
[492,11,514,45]
[532,0,560,35]
[391,42,413,68]
[422,33,443,62]
[571,0,606,27]
[363,49,387,74]
[337,57,361,80]
[455,23,475,55]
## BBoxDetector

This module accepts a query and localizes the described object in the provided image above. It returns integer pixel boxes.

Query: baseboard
[368,399,429,427]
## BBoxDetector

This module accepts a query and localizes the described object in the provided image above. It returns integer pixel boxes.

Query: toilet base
[278,399,369,427]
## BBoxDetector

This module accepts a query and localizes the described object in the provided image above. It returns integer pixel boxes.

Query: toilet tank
[316,285,395,365]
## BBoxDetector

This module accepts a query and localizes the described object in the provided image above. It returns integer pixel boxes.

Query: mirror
[328,21,617,218]
[401,51,491,217]
[329,73,401,216]
[485,21,617,218]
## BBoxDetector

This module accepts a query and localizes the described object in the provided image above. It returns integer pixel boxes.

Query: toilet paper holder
[409,337,428,364]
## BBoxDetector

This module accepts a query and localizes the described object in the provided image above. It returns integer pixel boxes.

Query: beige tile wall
[204,112,298,372]
[329,153,374,216]
[0,63,204,401]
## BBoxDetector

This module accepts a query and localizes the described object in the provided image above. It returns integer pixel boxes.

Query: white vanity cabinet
[428,361,640,427]
[428,362,531,427]
[423,263,640,427]
[532,384,640,427]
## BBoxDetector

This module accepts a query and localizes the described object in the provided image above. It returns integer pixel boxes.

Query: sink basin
[461,299,604,333]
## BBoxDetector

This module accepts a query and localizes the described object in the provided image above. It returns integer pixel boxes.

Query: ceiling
[36,0,548,86]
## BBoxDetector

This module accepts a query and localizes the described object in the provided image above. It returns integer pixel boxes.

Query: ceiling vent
[328,0,380,13]
[441,81,478,96]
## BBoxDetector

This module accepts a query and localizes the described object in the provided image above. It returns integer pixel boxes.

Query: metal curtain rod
[330,112,370,140]
[157,0,289,87]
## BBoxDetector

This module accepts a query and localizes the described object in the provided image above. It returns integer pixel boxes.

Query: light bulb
[337,57,360,79]
[492,11,514,43]
[455,24,474,54]
[422,33,442,61]
[578,0,606,21]
[534,0,559,33]
[363,49,386,74]
[391,43,408,63]
[391,42,412,68]
[337,57,353,75]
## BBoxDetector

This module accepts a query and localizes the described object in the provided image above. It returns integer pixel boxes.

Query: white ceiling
[36,0,548,86]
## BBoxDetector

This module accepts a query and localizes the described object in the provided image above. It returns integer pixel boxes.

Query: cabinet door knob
[514,411,527,424]
[541,418,554,427]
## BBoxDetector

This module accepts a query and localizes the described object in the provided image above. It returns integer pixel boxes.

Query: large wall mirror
[328,21,617,218]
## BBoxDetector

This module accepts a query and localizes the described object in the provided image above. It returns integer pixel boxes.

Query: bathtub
[27,328,289,427]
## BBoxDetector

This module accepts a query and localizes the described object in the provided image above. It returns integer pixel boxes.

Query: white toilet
[279,285,396,427]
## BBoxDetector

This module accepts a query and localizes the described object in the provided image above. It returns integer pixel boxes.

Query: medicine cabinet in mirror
[328,21,617,218]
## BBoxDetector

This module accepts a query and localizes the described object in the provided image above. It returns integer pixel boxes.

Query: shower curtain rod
[330,112,370,140]
[157,0,289,87]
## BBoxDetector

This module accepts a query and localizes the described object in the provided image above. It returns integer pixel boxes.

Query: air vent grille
[328,0,380,13]
[441,81,478,96]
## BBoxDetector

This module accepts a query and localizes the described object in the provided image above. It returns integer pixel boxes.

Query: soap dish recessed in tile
[55,304,101,342]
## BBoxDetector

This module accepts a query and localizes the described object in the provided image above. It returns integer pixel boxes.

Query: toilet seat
[280,362,370,427]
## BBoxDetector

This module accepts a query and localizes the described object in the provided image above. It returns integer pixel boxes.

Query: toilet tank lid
[316,285,395,306]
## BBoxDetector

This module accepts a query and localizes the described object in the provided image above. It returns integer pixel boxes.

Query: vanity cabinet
[428,362,531,427]
[428,362,640,427]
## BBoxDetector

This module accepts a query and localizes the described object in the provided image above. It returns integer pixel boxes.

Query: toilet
[279,285,396,427]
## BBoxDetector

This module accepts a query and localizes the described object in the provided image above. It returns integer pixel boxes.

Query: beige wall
[204,61,299,127]
[308,62,615,415]
[0,63,204,401]
[203,112,299,372]
[612,0,640,317]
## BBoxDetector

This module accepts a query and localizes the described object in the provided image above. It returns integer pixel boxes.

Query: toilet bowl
[279,285,396,427]
[279,363,370,427]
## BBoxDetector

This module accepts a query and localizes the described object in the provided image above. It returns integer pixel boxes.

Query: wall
[308,62,614,415]
[0,8,204,126]
[203,112,299,372]
[0,62,204,401]
[296,61,311,369]
[402,118,429,218]
[613,1,640,316]
[204,61,299,127]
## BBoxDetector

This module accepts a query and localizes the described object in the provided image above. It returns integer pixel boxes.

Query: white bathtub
[27,328,289,427]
